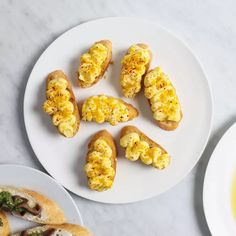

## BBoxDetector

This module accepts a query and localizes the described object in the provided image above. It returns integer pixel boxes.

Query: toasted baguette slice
[84,130,117,191]
[78,40,112,88]
[0,186,65,224]
[120,43,152,98]
[12,223,92,236]
[120,125,171,169]
[0,211,10,236]
[43,70,80,137]
[144,67,182,131]
[82,95,139,126]
[120,125,168,151]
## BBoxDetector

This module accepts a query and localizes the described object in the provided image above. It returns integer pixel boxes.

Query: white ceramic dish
[0,164,83,233]
[204,123,236,235]
[24,17,212,203]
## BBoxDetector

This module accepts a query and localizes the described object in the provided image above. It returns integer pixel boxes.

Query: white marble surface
[0,0,236,235]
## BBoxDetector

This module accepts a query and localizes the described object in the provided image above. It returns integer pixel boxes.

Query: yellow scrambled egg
[82,95,129,126]
[120,45,150,98]
[144,67,181,122]
[43,78,77,137]
[78,43,108,87]
[120,132,170,169]
[84,138,115,191]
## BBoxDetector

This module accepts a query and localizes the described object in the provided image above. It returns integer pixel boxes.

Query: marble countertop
[0,0,236,235]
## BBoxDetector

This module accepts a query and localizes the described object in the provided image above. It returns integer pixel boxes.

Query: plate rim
[203,122,236,235]
[23,16,213,203]
[0,164,83,225]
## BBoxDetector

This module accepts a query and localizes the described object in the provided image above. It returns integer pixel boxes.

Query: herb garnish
[0,191,26,214]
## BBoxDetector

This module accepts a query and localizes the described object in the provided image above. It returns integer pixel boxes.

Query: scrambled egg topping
[43,78,77,137]
[120,132,170,169]
[120,45,150,98]
[84,138,115,191]
[82,95,130,126]
[144,67,181,122]
[78,43,108,87]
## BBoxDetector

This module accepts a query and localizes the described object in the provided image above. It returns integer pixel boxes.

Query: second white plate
[204,123,236,235]
[24,17,212,203]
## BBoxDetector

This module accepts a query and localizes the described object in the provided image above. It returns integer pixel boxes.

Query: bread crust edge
[144,68,183,131]
[120,125,168,154]
[120,43,152,98]
[78,40,112,88]
[47,70,80,137]
[0,211,10,236]
[12,223,92,236]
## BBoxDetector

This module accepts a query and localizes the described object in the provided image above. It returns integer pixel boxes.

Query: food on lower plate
[120,43,152,98]
[12,223,92,236]
[120,125,171,169]
[77,40,112,88]
[0,186,65,224]
[82,95,138,126]
[43,70,80,137]
[144,67,182,130]
[84,130,117,191]
[0,211,10,236]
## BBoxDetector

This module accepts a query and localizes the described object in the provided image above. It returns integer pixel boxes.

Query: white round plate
[24,17,212,203]
[0,164,83,232]
[203,123,236,235]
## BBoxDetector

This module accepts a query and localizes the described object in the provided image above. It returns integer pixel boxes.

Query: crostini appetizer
[144,67,182,130]
[43,70,80,137]
[0,211,10,236]
[84,130,117,191]
[77,40,112,88]
[120,126,171,169]
[12,223,92,236]
[120,44,152,98]
[82,95,138,126]
[0,186,65,224]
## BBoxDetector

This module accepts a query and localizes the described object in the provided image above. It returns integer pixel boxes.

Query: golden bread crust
[145,68,182,131]
[22,188,66,224]
[156,111,182,131]
[0,211,10,236]
[120,43,152,98]
[119,98,139,121]
[12,223,92,236]
[78,40,112,88]
[47,70,80,136]
[120,125,168,153]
